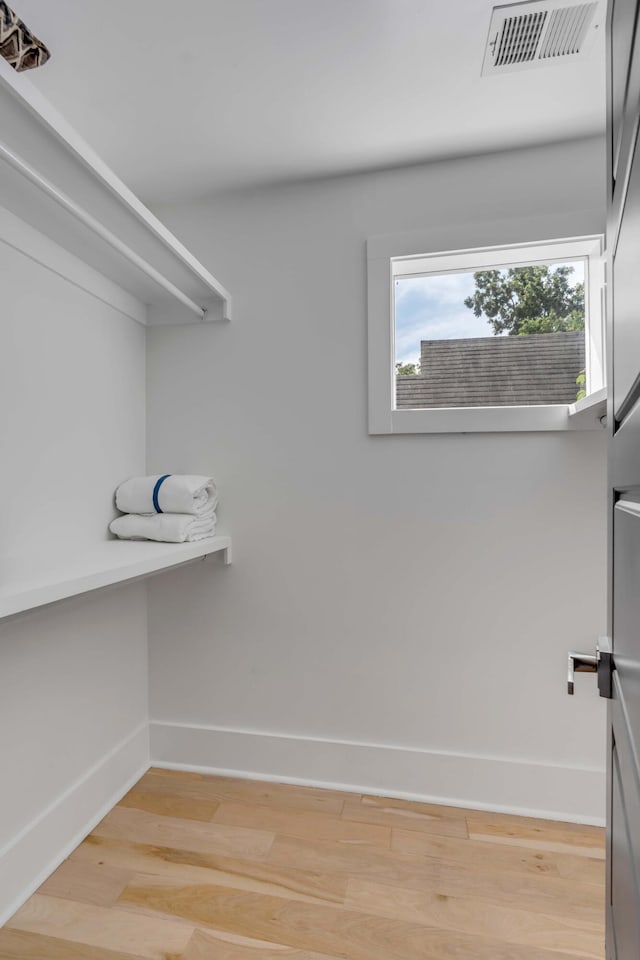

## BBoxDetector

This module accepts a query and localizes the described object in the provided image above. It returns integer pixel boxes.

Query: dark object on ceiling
[0,1,50,72]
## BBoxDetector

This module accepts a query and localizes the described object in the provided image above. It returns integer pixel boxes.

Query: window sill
[370,396,607,434]
[568,387,607,427]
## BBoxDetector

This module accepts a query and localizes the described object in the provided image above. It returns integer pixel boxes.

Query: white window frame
[367,233,605,434]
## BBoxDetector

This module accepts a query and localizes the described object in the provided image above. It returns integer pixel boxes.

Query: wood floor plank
[265,834,603,923]
[72,834,347,906]
[341,796,468,838]
[93,805,274,860]
[37,859,132,907]
[391,827,606,884]
[119,785,219,822]
[142,771,347,815]
[0,928,148,960]
[466,818,606,858]
[357,794,484,820]
[357,796,603,841]
[212,800,391,847]
[183,927,342,959]
[6,895,193,960]
[117,876,600,960]
[3,773,605,960]
[346,862,602,922]
[74,831,601,923]
[267,831,605,897]
[463,811,607,837]
[345,878,604,958]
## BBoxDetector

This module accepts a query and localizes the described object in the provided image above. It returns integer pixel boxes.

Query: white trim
[390,237,601,277]
[367,245,394,433]
[568,386,607,427]
[586,252,606,393]
[0,204,147,325]
[368,226,605,434]
[0,721,150,927]
[390,404,572,434]
[150,721,605,825]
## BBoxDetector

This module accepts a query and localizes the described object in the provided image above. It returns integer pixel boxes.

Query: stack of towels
[109,474,217,543]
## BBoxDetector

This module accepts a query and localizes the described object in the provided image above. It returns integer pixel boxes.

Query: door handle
[567,638,613,698]
[568,652,597,694]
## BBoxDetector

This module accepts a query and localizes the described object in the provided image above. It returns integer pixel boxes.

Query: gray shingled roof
[396,331,585,408]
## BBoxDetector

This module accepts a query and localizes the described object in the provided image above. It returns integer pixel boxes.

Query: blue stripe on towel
[152,474,171,513]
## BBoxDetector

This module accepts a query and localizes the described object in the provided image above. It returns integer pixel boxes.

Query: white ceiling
[15,0,606,203]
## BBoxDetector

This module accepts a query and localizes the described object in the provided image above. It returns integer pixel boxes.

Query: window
[368,235,605,434]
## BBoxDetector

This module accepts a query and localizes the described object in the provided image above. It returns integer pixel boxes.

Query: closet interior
[0,56,232,622]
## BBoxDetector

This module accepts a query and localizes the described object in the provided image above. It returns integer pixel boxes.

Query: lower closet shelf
[0,536,231,620]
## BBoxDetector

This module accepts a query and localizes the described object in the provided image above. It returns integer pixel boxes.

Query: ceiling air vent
[482,0,603,75]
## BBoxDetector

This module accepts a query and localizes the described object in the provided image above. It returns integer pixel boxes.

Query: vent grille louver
[538,4,595,58]
[482,0,601,75]
[495,12,548,65]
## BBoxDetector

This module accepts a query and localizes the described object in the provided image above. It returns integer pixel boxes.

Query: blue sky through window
[394,261,585,367]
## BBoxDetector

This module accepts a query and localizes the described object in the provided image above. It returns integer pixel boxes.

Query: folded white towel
[109,513,216,543]
[115,475,217,517]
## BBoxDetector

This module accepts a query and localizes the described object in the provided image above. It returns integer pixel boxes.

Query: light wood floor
[0,768,605,960]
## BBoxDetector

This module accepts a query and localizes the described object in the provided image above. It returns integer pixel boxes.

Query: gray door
[606,1,640,956]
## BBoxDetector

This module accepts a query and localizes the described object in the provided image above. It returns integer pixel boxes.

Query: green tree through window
[395,362,419,376]
[463,265,584,336]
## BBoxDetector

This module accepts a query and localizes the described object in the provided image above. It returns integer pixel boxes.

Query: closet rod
[0,141,206,320]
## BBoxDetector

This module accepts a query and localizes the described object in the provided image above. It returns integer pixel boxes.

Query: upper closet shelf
[0,536,232,621]
[0,58,230,326]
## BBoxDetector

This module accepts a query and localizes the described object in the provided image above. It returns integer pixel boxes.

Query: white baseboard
[0,721,150,927]
[150,720,605,826]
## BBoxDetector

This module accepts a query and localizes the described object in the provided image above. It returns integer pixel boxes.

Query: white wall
[0,233,149,921]
[147,138,609,823]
